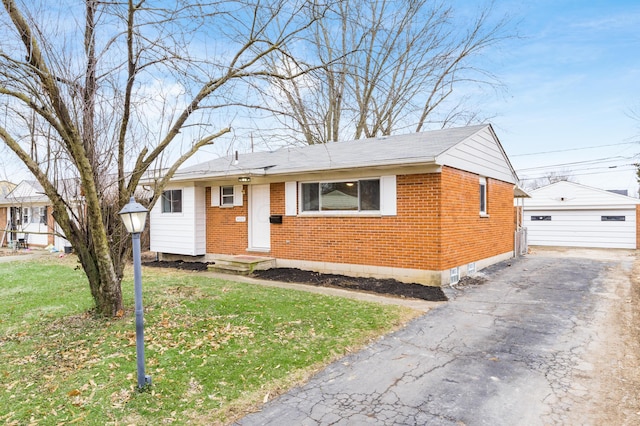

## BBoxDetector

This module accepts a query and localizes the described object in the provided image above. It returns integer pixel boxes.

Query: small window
[21,207,30,224]
[479,177,487,214]
[468,262,476,275]
[221,186,234,206]
[450,267,460,285]
[601,216,625,221]
[161,189,182,213]
[531,216,551,221]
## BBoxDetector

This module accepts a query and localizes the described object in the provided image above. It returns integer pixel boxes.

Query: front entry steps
[208,255,275,275]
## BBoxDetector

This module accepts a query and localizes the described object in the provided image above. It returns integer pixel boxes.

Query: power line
[516,156,634,172]
[511,141,639,157]
[519,164,636,181]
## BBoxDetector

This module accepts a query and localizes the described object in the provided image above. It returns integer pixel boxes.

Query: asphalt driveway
[236,248,637,425]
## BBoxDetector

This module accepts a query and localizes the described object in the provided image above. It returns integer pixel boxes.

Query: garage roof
[526,181,640,209]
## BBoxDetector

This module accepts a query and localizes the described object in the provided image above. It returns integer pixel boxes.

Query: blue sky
[1,1,639,196]
[480,0,640,194]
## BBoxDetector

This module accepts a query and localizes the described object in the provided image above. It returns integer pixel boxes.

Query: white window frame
[31,206,47,224]
[21,207,30,224]
[221,186,235,206]
[161,189,183,213]
[479,177,488,216]
[450,267,460,285]
[298,177,383,215]
[210,185,243,207]
[468,262,476,275]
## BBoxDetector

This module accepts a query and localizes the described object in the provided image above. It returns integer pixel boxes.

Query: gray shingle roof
[173,124,489,181]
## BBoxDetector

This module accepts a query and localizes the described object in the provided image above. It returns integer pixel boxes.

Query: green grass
[0,256,416,425]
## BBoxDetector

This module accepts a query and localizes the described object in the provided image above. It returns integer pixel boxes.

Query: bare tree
[263,0,510,144]
[0,0,325,316]
[525,170,576,190]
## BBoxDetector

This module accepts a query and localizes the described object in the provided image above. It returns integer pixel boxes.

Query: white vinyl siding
[151,185,206,255]
[193,186,206,254]
[437,126,516,184]
[524,181,640,249]
[525,209,636,249]
[14,205,50,246]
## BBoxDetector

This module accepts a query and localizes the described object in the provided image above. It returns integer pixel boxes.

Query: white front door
[249,184,271,251]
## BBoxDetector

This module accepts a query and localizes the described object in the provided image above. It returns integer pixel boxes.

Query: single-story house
[524,181,640,249]
[0,180,71,250]
[150,124,522,286]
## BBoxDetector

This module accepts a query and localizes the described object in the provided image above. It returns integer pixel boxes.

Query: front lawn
[0,256,416,425]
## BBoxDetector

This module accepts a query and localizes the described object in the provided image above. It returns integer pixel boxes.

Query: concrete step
[208,255,275,275]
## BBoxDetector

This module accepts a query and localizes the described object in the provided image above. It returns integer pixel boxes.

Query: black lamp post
[118,197,151,389]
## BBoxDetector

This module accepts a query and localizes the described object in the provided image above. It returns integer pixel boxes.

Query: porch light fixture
[238,176,251,183]
[118,197,151,389]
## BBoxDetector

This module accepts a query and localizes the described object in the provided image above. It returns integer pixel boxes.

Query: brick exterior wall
[203,167,516,272]
[270,172,443,270]
[440,167,514,269]
[205,186,250,254]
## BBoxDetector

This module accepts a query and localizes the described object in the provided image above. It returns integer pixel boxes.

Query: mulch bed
[144,260,211,271]
[252,268,448,302]
[143,261,448,302]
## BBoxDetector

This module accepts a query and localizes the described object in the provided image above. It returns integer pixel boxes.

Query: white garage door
[524,209,636,249]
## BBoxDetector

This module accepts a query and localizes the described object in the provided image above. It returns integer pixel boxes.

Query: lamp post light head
[118,197,149,234]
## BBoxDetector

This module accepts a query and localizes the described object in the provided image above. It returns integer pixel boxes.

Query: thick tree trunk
[76,244,124,317]
[54,208,125,317]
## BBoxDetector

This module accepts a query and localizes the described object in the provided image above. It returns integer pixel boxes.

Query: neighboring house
[150,124,522,286]
[524,181,640,249]
[0,180,74,250]
[0,180,55,248]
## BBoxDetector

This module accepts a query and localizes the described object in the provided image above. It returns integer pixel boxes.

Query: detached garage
[524,181,640,249]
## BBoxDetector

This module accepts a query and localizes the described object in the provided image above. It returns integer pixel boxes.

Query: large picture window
[301,179,380,212]
[161,189,182,213]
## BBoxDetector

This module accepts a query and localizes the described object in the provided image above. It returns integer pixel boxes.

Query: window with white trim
[31,206,47,224]
[450,267,460,285]
[479,177,487,215]
[301,179,380,212]
[468,262,476,275]
[161,189,182,213]
[221,186,234,206]
[21,207,30,224]
[210,185,243,207]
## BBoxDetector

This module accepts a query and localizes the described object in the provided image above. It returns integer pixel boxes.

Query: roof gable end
[527,181,640,208]
[436,124,518,184]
